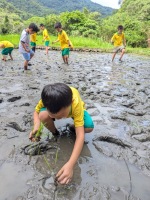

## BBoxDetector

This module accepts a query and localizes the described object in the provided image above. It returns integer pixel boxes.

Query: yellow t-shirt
[111,32,125,47]
[58,30,73,50]
[0,41,14,48]
[35,87,85,127]
[30,33,37,43]
[43,28,50,41]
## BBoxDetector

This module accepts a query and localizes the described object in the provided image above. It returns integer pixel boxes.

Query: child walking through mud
[39,24,50,55]
[30,32,37,52]
[29,83,94,185]
[19,23,39,70]
[111,25,126,62]
[52,22,73,64]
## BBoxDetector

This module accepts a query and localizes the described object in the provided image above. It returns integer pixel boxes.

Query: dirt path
[0,50,150,200]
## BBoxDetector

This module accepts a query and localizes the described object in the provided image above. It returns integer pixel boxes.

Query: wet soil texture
[0,50,150,200]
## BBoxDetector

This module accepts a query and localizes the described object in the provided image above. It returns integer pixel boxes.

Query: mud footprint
[7,96,21,102]
[6,122,25,132]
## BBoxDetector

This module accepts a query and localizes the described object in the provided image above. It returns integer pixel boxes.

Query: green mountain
[4,0,114,18]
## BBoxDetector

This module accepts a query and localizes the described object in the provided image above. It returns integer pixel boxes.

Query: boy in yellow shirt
[30,32,37,52]
[52,22,73,64]
[111,25,126,62]
[29,83,94,185]
[0,40,14,61]
[39,24,50,55]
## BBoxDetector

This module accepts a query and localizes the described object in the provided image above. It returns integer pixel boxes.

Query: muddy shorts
[30,42,36,47]
[45,41,50,46]
[62,48,70,56]
[2,47,14,55]
[40,108,94,129]
[22,49,34,61]
[113,45,125,53]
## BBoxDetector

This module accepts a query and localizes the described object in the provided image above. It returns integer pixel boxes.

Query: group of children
[0,22,73,69]
[0,24,126,185]
[20,22,73,70]
[0,24,126,65]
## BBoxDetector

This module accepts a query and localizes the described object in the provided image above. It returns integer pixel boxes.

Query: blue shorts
[40,108,94,129]
[22,50,34,61]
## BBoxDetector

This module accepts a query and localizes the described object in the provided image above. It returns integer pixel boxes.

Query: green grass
[0,34,150,55]
[127,47,150,56]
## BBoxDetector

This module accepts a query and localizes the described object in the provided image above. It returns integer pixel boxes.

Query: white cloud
[91,0,120,9]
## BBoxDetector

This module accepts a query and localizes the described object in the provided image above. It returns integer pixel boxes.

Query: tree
[1,16,12,34]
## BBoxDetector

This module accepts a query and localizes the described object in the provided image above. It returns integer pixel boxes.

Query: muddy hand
[29,130,40,142]
[56,162,73,185]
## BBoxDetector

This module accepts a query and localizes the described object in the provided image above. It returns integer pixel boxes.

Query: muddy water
[0,50,150,200]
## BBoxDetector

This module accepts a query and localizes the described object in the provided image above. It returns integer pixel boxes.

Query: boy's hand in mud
[29,129,40,142]
[56,162,73,185]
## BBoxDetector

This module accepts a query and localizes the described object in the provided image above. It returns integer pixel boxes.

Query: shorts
[45,41,50,46]
[40,108,94,129]
[22,50,34,61]
[2,47,14,55]
[113,45,125,53]
[30,42,36,47]
[62,48,70,56]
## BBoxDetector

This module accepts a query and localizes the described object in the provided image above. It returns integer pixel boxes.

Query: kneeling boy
[29,83,94,185]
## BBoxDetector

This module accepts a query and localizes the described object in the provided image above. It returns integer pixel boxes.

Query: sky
[91,0,120,9]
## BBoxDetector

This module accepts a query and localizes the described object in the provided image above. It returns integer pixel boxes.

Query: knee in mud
[85,127,94,133]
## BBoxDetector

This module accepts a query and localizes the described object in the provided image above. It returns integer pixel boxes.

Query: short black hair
[29,23,39,32]
[54,22,62,29]
[118,25,124,30]
[39,24,45,27]
[41,83,72,114]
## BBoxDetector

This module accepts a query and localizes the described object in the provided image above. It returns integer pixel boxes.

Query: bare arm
[68,126,84,166]
[56,126,84,184]
[52,39,59,44]
[68,40,71,46]
[21,41,29,52]
[123,38,126,46]
[29,111,41,140]
[0,44,5,48]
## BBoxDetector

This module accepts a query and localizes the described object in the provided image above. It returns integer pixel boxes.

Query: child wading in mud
[19,23,39,70]
[111,25,126,62]
[39,24,50,55]
[52,22,73,64]
[0,40,14,61]
[30,32,37,52]
[29,83,94,185]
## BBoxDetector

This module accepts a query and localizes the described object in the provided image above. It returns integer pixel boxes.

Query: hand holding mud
[29,126,41,142]
[56,161,73,185]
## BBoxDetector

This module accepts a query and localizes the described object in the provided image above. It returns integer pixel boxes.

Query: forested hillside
[36,0,113,15]
[4,0,114,18]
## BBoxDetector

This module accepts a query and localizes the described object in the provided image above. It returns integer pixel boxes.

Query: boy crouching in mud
[29,83,94,185]
[0,40,14,61]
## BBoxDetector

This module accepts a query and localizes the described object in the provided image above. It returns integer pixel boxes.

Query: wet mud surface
[0,50,150,200]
